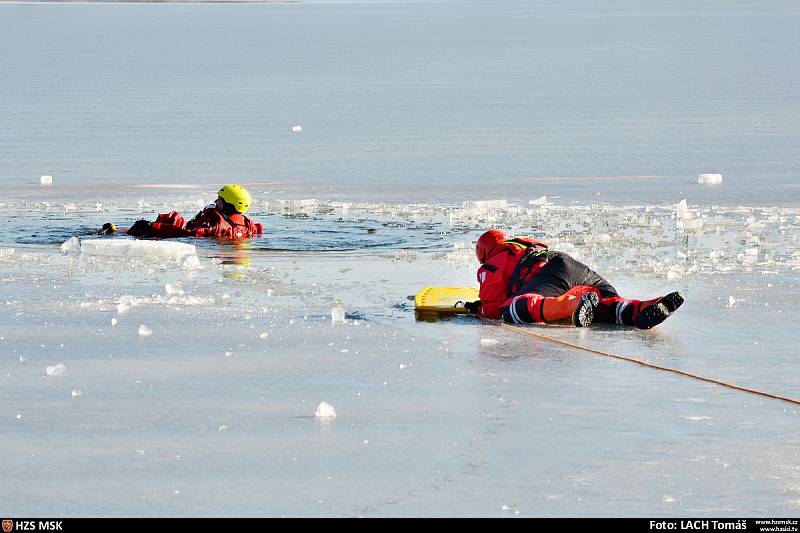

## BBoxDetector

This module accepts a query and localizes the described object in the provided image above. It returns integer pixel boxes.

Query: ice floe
[81,239,196,259]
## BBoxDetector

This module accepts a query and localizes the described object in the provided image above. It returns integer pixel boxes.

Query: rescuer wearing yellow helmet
[123,184,264,239]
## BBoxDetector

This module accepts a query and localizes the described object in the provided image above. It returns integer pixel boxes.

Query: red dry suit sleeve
[233,215,263,238]
[148,222,194,238]
[154,211,186,228]
[189,226,213,238]
[477,263,513,319]
[126,212,191,238]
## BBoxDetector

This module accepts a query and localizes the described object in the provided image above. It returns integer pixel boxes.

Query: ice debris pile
[3,197,798,282]
[438,199,800,278]
[259,197,797,277]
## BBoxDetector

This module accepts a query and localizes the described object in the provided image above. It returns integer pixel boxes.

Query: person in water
[464,229,683,329]
[118,184,263,240]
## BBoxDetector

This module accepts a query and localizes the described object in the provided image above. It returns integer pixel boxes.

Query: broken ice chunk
[315,402,337,419]
[698,173,723,185]
[529,196,548,206]
[676,199,690,219]
[183,255,202,270]
[138,325,152,337]
[165,282,184,296]
[679,218,703,231]
[61,236,80,254]
[46,363,66,376]
[81,239,196,259]
[331,305,345,324]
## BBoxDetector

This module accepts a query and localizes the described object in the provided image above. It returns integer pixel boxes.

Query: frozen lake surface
[2,1,800,205]
[1,191,798,517]
[1,0,799,517]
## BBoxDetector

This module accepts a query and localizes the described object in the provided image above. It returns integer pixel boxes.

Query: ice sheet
[80,239,196,259]
[1,196,798,517]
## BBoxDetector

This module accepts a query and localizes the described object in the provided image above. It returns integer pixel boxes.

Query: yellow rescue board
[414,287,479,320]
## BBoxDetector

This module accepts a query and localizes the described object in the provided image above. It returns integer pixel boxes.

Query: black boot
[634,292,684,330]
[571,292,599,327]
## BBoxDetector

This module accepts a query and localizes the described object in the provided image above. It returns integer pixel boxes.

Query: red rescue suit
[476,238,683,328]
[129,206,263,240]
[476,238,550,319]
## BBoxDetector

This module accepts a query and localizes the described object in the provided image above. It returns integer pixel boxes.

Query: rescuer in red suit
[124,184,263,240]
[464,229,683,329]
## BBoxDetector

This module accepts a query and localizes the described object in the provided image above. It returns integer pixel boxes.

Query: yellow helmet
[217,184,252,213]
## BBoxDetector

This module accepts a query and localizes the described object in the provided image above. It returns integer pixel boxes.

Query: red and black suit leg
[576,267,631,325]
[580,268,685,329]
[501,252,599,325]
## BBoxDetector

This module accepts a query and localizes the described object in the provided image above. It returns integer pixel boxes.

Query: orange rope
[494,321,800,407]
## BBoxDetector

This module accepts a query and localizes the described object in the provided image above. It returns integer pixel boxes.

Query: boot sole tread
[573,292,599,327]
[634,291,684,329]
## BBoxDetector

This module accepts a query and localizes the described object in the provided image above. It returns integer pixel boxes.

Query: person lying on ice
[463,229,684,329]
[120,184,263,239]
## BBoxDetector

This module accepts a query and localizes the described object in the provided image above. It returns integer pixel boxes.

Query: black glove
[464,300,481,315]
[95,223,116,235]
[127,219,152,237]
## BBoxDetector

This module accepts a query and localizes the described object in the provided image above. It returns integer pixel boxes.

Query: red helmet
[475,229,507,263]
